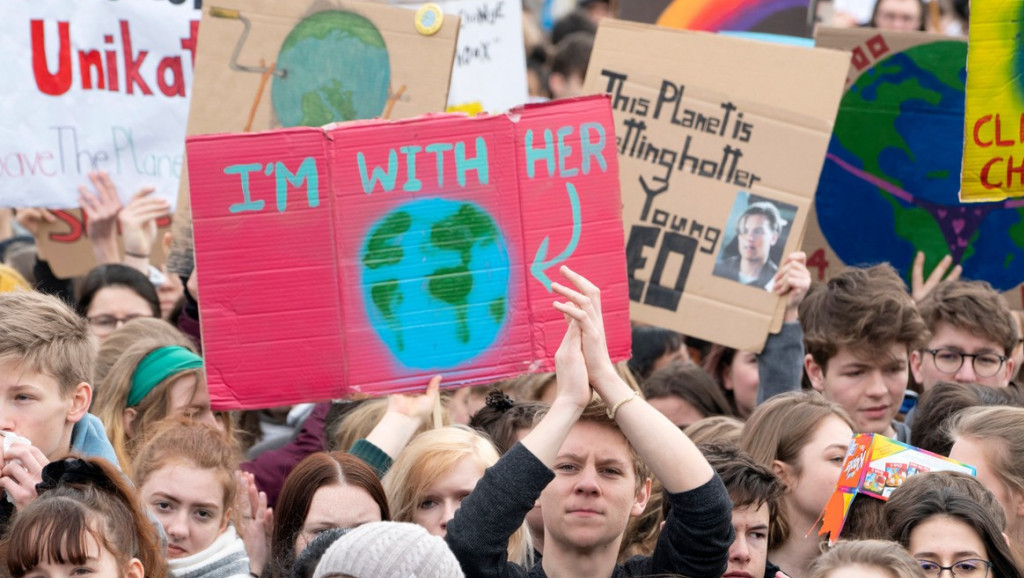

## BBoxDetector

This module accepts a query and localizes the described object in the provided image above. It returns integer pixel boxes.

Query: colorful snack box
[818,433,976,543]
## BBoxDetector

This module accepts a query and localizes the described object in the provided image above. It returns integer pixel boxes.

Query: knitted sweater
[168,525,251,578]
[446,443,734,578]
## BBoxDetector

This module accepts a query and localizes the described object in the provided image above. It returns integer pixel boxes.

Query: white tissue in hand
[0,431,32,505]
[0,431,31,453]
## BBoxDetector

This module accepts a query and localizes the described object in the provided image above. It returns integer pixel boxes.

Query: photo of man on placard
[713,194,794,291]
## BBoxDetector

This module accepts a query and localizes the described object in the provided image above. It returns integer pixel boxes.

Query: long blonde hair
[383,426,532,565]
[91,338,204,473]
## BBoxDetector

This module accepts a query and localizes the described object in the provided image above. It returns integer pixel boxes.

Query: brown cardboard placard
[806,27,1024,310]
[168,0,460,275]
[584,19,848,352]
[35,210,173,278]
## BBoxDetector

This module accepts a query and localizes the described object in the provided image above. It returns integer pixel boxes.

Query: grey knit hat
[312,521,465,578]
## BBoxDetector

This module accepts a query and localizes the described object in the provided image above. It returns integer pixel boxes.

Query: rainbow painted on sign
[656,0,808,31]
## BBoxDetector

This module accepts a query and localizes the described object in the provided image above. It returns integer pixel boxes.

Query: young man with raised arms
[446,266,733,578]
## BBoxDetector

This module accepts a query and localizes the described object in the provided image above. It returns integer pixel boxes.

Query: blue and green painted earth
[816,42,1024,291]
[360,199,510,369]
[272,11,390,127]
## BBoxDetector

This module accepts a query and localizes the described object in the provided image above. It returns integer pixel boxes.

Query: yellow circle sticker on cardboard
[415,3,444,36]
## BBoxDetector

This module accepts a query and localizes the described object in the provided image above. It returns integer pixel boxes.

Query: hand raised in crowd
[552,317,593,411]
[119,187,169,274]
[552,265,618,394]
[236,470,272,578]
[12,207,57,260]
[517,295,593,468]
[911,250,961,302]
[13,207,57,236]
[365,375,442,461]
[773,251,811,322]
[386,374,442,422]
[0,442,49,512]
[78,170,123,264]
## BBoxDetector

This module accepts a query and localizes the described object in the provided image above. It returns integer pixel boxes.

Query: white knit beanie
[312,521,465,578]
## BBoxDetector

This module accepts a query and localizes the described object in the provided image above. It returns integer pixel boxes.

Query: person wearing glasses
[911,280,1018,392]
[714,201,786,291]
[948,407,1024,565]
[74,264,161,343]
[887,483,1023,578]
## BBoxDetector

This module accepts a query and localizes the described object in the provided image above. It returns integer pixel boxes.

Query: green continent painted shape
[364,211,411,351]
[363,211,411,270]
[427,266,473,343]
[488,297,505,324]
[834,42,965,186]
[300,79,356,127]
[429,204,498,266]
[370,280,404,351]
[425,204,499,344]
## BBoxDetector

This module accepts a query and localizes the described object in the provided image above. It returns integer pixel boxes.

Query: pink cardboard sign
[187,96,629,409]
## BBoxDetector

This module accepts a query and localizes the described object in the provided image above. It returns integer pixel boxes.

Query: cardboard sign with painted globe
[186,96,630,409]
[270,10,393,126]
[802,28,1024,308]
[167,0,460,277]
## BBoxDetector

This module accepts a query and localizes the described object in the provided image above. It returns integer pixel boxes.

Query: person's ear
[805,354,825,393]
[631,477,653,518]
[909,349,924,384]
[123,407,138,437]
[1003,357,1016,386]
[772,460,793,488]
[67,382,91,424]
[1012,488,1024,521]
[124,557,144,578]
[722,366,735,392]
[221,506,233,533]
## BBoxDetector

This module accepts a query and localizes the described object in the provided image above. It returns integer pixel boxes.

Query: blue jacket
[71,413,119,467]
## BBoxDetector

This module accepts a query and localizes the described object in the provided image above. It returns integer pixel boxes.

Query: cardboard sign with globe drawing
[166,0,460,277]
[803,28,1024,309]
[186,96,630,409]
[583,20,849,353]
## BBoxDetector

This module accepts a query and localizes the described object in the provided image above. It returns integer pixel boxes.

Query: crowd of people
[0,0,1016,577]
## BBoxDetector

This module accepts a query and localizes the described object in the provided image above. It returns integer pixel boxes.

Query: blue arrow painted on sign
[531,181,581,292]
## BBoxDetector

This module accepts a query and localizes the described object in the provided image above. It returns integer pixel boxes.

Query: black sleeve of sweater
[33,257,75,304]
[446,443,553,578]
[622,473,735,577]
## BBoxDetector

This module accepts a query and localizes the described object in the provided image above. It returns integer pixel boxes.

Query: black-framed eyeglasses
[918,558,992,577]
[87,314,147,334]
[922,349,1007,378]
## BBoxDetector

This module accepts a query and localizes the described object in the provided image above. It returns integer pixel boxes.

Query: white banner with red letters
[0,0,200,208]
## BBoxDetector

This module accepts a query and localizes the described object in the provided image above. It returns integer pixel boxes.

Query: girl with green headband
[93,337,222,474]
